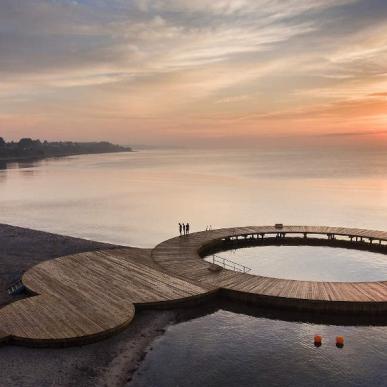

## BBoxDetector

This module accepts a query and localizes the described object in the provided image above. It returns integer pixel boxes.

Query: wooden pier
[0,225,387,346]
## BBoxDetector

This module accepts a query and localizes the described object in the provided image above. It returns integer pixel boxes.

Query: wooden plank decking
[151,226,387,313]
[0,247,210,346]
[0,225,386,347]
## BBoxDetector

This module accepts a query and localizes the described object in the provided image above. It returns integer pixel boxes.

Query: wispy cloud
[1,0,387,146]
[319,129,387,137]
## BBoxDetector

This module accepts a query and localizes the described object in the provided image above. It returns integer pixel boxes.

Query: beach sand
[0,224,177,387]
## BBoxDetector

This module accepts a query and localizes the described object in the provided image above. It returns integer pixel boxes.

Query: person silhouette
[179,223,182,236]
[182,223,186,235]
[186,223,190,235]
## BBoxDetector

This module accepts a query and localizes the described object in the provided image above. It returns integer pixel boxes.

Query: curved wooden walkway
[152,226,387,314]
[0,225,386,346]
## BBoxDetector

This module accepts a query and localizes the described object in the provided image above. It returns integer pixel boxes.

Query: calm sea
[1,148,387,386]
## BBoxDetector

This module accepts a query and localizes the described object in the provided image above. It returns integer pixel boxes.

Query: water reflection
[18,169,36,178]
[131,300,387,387]
[0,158,42,171]
[159,298,387,327]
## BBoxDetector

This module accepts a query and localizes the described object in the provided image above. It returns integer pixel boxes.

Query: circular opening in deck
[205,245,387,282]
[200,231,387,282]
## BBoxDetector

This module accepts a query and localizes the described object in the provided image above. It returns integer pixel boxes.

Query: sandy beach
[0,224,177,387]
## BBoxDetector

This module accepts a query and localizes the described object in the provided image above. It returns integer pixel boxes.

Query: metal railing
[211,254,251,273]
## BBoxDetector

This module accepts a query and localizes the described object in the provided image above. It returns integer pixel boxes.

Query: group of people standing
[179,222,190,236]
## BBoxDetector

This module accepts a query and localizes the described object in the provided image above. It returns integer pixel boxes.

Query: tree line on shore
[0,137,132,160]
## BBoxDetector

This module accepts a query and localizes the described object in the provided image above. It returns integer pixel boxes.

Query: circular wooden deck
[0,225,386,347]
[152,226,387,313]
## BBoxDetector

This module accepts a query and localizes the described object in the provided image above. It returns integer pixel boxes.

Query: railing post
[211,255,251,273]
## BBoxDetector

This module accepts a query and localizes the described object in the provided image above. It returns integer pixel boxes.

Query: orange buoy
[314,335,322,347]
[336,336,344,348]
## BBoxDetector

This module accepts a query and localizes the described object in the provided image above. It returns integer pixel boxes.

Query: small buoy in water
[336,336,344,348]
[314,335,322,347]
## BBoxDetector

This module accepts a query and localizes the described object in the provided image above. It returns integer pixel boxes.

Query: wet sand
[0,309,176,387]
[0,224,176,387]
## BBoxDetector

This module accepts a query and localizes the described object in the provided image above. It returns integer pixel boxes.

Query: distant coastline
[0,137,132,163]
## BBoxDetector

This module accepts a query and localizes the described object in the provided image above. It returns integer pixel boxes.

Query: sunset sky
[1,0,387,147]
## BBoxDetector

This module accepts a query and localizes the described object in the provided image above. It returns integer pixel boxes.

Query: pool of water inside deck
[205,245,387,282]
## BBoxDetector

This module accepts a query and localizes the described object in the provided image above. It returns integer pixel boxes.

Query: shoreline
[0,223,175,386]
[0,149,133,165]
[98,310,178,387]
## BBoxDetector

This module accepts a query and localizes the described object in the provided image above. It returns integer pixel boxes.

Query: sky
[1,0,387,147]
